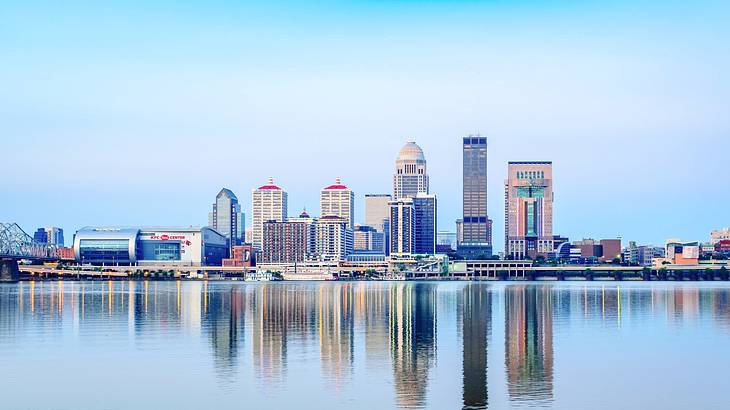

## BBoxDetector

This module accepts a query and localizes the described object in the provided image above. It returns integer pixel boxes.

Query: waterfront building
[665,240,700,265]
[312,215,353,261]
[393,141,429,199]
[320,178,354,229]
[572,238,622,263]
[413,193,437,254]
[33,226,65,246]
[458,134,492,259]
[288,208,317,255]
[353,224,385,253]
[261,221,308,264]
[208,188,244,252]
[711,227,730,244]
[222,244,255,267]
[389,198,415,257]
[505,161,554,259]
[252,177,288,251]
[73,226,227,266]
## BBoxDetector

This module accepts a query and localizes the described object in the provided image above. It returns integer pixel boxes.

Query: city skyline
[3,1,728,252]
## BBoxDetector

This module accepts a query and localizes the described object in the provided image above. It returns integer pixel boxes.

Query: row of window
[517,171,545,179]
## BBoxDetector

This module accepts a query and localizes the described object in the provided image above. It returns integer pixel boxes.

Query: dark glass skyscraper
[458,135,493,258]
[413,194,437,254]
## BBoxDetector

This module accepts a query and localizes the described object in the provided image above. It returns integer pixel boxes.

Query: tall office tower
[458,134,492,259]
[413,194,437,254]
[208,188,244,252]
[320,178,354,229]
[252,177,288,251]
[261,221,308,264]
[389,198,415,257]
[393,141,429,200]
[312,216,353,261]
[504,162,554,259]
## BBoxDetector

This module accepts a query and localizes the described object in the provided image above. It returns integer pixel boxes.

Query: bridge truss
[0,223,56,260]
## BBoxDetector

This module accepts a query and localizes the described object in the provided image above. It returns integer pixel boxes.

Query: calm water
[1,281,729,410]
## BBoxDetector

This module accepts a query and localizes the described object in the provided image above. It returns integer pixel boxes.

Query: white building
[393,141,429,200]
[320,178,354,230]
[313,215,353,261]
[252,177,288,251]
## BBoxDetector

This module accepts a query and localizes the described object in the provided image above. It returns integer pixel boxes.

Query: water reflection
[1,282,730,409]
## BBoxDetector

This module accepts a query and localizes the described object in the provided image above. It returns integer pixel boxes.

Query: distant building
[261,221,308,264]
[458,134,492,259]
[34,228,48,244]
[389,198,415,257]
[665,240,700,265]
[56,247,75,261]
[413,193,437,254]
[437,231,457,251]
[222,244,255,267]
[505,161,554,259]
[73,226,227,266]
[393,141,428,199]
[364,193,392,255]
[34,226,64,246]
[208,188,244,252]
[312,215,353,261]
[252,177,288,251]
[573,238,622,263]
[354,225,385,253]
[320,178,354,229]
[711,227,730,244]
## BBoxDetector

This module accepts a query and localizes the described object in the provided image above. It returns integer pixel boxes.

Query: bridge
[0,223,57,282]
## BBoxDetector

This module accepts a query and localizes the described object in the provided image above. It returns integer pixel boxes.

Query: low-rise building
[73,226,228,266]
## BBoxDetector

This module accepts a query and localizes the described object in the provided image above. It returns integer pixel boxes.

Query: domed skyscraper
[393,141,429,199]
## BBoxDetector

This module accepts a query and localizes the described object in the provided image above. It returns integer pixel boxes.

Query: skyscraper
[393,141,428,199]
[252,177,288,252]
[413,194,437,255]
[389,198,415,257]
[505,162,554,259]
[459,134,492,258]
[209,188,244,252]
[320,178,354,230]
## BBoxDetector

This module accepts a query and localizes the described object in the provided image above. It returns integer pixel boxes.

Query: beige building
[251,177,288,251]
[504,162,554,259]
[393,141,428,200]
[320,178,354,229]
[364,194,391,232]
[312,215,353,261]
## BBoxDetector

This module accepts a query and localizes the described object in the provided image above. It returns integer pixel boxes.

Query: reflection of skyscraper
[318,283,355,387]
[389,283,437,408]
[251,284,288,386]
[462,284,490,410]
[204,285,245,382]
[505,286,554,405]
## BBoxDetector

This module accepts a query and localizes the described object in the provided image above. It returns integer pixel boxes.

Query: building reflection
[461,284,490,410]
[505,285,554,405]
[389,283,437,408]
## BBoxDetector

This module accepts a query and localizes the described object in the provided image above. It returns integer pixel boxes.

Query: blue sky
[1,0,728,250]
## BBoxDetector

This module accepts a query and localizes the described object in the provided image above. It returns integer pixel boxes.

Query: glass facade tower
[458,135,492,258]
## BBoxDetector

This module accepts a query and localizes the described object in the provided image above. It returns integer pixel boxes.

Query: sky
[1,0,728,251]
